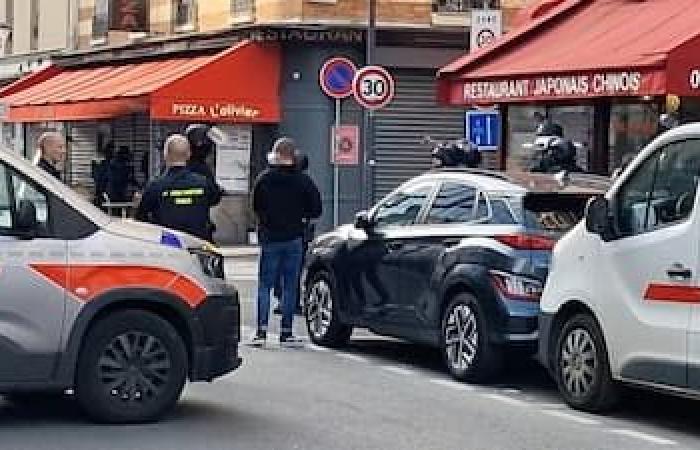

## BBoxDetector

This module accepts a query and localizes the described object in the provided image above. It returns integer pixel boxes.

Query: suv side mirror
[15,200,38,237]
[585,195,613,240]
[354,210,374,230]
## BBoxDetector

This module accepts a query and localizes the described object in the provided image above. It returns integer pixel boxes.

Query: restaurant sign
[150,98,273,123]
[461,71,665,103]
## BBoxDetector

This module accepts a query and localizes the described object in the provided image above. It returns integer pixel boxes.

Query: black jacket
[38,158,61,180]
[253,166,322,243]
[135,166,222,240]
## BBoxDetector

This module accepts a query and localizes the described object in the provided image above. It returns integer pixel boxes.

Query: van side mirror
[585,196,613,240]
[354,211,374,230]
[15,200,38,238]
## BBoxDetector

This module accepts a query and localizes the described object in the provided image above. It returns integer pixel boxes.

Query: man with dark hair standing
[251,138,322,348]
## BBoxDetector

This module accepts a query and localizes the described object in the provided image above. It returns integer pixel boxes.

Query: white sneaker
[279,334,304,348]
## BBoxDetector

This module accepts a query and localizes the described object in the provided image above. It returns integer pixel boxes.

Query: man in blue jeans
[251,137,322,347]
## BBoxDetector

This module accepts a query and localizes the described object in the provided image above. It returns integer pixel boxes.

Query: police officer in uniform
[135,134,222,241]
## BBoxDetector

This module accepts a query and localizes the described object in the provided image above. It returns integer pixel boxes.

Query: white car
[539,123,700,412]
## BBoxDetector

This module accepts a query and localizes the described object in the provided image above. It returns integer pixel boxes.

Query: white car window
[426,183,478,225]
[617,140,700,237]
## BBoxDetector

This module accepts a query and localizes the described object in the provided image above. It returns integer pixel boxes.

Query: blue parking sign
[466,110,501,151]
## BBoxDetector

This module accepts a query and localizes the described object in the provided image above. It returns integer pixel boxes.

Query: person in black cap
[184,124,225,241]
[135,134,222,241]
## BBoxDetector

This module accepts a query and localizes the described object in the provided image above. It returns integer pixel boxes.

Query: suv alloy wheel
[304,272,352,347]
[441,293,502,382]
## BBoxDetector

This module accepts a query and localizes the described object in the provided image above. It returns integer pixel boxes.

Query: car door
[343,181,436,326]
[600,139,699,388]
[0,162,66,381]
[393,181,480,332]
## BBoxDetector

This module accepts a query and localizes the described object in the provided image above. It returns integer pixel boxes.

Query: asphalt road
[1,260,700,449]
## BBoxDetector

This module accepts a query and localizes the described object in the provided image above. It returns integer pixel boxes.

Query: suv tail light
[489,270,544,302]
[494,233,556,251]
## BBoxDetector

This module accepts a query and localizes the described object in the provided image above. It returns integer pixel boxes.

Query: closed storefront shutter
[372,71,467,200]
[67,121,98,189]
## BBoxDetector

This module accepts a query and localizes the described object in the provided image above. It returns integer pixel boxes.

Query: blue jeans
[257,238,303,335]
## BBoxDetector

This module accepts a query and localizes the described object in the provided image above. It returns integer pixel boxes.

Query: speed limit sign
[353,65,395,110]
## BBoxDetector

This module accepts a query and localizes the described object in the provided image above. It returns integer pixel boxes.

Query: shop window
[231,0,254,22]
[174,0,197,32]
[609,102,659,174]
[92,0,109,44]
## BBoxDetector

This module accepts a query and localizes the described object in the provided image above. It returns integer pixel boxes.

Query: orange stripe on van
[644,283,700,304]
[30,264,207,308]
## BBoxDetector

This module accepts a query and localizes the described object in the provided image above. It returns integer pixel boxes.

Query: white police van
[539,123,700,412]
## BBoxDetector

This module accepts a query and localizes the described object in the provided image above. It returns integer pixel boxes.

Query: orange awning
[1,40,281,123]
[438,0,700,105]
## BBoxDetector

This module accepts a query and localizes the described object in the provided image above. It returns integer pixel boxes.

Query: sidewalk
[219,246,260,258]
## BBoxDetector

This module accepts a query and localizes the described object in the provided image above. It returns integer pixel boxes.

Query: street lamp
[363,0,377,209]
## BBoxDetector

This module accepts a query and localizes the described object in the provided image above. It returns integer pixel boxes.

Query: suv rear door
[0,162,66,381]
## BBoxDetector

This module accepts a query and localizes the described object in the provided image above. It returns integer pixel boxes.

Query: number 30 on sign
[353,66,396,110]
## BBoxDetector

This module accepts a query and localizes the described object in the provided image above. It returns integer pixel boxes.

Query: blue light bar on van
[160,231,183,249]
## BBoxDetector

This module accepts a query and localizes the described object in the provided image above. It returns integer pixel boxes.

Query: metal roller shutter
[68,121,98,188]
[372,71,466,200]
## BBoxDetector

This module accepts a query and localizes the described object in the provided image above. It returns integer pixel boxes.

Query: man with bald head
[36,131,67,180]
[135,134,222,240]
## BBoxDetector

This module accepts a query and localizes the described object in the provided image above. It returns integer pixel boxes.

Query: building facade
[0,0,534,244]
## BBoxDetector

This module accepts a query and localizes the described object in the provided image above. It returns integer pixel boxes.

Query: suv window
[617,140,700,237]
[374,183,434,228]
[426,183,477,225]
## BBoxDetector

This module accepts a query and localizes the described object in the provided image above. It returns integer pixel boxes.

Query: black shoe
[273,305,282,315]
[280,333,304,348]
[248,330,267,348]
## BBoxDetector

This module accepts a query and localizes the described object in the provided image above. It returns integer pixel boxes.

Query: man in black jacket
[135,134,221,241]
[251,137,322,348]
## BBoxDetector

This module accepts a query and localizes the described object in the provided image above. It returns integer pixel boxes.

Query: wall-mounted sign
[215,125,253,193]
[459,71,668,104]
[151,99,271,123]
[332,125,360,166]
[471,9,502,51]
[110,0,150,32]
[466,110,500,151]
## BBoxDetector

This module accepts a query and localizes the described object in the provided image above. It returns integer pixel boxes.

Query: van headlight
[190,248,224,279]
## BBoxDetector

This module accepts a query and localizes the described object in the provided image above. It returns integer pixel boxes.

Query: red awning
[438,0,700,105]
[1,40,281,123]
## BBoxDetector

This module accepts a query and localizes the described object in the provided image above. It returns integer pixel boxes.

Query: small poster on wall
[215,125,252,193]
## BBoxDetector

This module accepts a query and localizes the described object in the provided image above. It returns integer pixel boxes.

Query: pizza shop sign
[464,72,644,102]
[172,103,261,120]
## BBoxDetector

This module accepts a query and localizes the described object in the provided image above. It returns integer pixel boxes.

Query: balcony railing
[433,0,501,14]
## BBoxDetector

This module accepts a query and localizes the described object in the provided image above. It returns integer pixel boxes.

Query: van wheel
[441,293,502,382]
[76,310,187,424]
[304,272,352,347]
[555,313,618,412]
